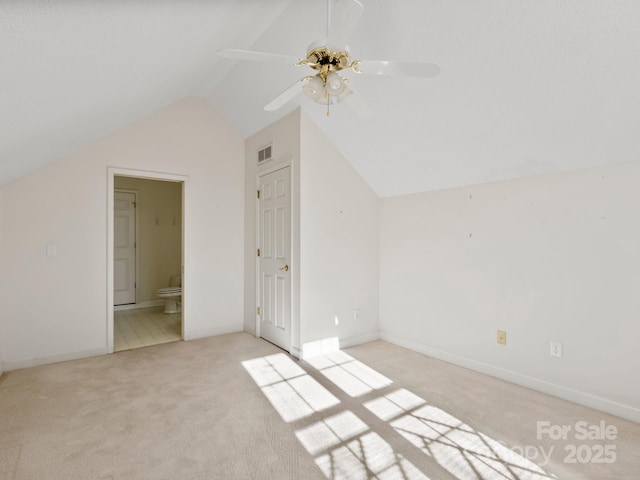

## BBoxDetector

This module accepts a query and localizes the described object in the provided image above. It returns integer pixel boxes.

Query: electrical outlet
[497,330,507,345]
[550,341,563,358]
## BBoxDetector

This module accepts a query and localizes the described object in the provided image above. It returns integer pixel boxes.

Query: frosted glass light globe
[302,75,325,101]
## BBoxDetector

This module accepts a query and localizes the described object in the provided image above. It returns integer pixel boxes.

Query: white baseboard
[299,332,380,360]
[3,347,109,372]
[184,325,243,341]
[379,332,640,424]
[243,323,257,337]
[340,332,379,350]
[114,300,164,312]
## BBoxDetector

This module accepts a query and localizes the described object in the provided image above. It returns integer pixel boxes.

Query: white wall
[299,112,379,352]
[380,162,640,422]
[244,109,379,358]
[114,176,182,305]
[0,185,3,375]
[1,97,245,369]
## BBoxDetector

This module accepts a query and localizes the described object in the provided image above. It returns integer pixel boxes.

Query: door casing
[255,161,295,353]
[257,165,292,351]
[107,167,188,353]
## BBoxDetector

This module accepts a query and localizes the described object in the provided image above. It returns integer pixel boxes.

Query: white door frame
[255,161,294,351]
[107,167,189,354]
[113,188,139,307]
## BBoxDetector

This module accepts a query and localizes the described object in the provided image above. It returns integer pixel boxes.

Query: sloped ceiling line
[2,1,640,196]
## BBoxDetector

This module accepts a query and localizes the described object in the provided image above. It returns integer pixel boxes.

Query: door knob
[279,265,289,272]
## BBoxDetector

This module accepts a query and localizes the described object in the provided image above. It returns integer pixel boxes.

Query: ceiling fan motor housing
[305,46,351,78]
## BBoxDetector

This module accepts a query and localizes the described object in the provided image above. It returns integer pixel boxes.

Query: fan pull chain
[324,88,330,116]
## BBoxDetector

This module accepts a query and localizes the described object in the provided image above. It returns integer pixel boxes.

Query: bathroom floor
[114,306,181,352]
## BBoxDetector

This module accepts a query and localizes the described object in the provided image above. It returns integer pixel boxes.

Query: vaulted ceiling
[2,0,639,196]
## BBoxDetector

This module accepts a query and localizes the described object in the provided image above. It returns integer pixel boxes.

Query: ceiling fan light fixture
[302,75,324,101]
[312,84,352,107]
[220,0,440,114]
[325,72,346,96]
[334,85,353,103]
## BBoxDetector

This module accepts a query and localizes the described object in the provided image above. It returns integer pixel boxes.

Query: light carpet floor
[0,333,638,479]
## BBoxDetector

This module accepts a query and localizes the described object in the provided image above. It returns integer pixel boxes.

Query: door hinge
[132,202,136,208]
[257,306,261,315]
[257,248,261,257]
[257,190,260,199]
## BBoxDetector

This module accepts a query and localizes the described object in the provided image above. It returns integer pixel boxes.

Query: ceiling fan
[218,0,441,116]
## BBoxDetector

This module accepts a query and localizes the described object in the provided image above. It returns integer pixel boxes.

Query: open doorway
[107,168,188,353]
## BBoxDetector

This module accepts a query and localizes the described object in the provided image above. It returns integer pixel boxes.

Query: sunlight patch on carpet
[315,432,430,480]
[243,353,339,423]
[296,411,430,480]
[243,349,555,480]
[366,389,555,480]
[306,350,392,397]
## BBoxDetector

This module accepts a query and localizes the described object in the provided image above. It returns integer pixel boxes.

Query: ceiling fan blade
[327,0,364,50]
[264,79,305,111]
[217,48,300,65]
[355,60,441,78]
[343,87,372,118]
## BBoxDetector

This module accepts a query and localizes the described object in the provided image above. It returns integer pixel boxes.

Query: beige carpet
[0,333,638,479]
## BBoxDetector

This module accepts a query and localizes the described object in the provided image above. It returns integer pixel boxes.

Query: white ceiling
[2,1,640,197]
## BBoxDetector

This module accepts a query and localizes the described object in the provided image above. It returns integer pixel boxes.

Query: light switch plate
[550,341,563,358]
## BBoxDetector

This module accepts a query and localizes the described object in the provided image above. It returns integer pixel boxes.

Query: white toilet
[157,274,182,314]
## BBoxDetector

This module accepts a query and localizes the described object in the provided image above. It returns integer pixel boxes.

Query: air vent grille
[258,144,272,164]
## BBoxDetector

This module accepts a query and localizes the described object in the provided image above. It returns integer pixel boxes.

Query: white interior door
[259,166,291,351]
[114,191,136,305]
